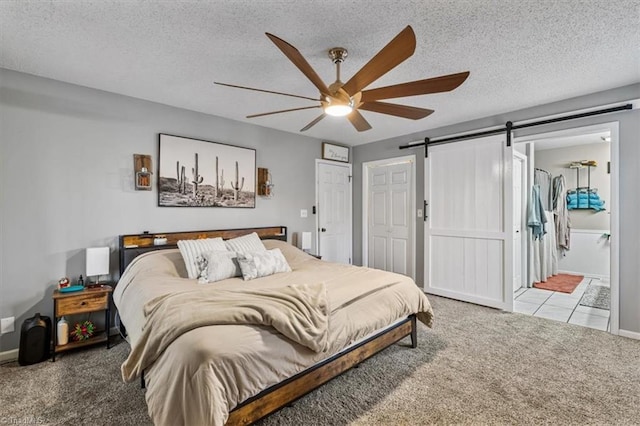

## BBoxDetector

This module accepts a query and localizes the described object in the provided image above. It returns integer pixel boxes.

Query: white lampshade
[301,232,312,251]
[86,247,110,278]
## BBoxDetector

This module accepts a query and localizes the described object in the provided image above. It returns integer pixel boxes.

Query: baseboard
[618,329,640,341]
[557,270,609,281]
[0,348,18,363]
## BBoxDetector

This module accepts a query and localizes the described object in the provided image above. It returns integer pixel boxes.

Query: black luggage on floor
[18,313,51,365]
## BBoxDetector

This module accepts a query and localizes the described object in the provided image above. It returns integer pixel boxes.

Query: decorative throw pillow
[177,238,228,279]
[198,250,241,284]
[236,248,292,281]
[225,232,267,254]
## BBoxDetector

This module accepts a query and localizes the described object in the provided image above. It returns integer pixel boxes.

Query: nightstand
[52,285,112,361]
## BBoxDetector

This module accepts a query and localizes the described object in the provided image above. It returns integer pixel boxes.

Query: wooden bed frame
[117,226,418,426]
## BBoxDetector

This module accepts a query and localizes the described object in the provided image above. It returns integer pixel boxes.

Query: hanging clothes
[528,184,547,240]
[534,168,552,211]
[529,175,558,286]
[553,175,571,255]
[532,211,559,284]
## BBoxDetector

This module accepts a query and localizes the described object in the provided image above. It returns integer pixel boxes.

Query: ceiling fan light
[324,104,353,117]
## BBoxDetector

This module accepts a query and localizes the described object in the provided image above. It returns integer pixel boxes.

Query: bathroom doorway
[512,123,618,333]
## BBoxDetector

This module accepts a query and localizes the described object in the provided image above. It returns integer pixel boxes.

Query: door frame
[362,154,416,280]
[513,121,619,334]
[513,150,528,291]
[315,159,353,262]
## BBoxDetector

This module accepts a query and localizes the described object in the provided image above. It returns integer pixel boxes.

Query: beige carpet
[1,296,639,425]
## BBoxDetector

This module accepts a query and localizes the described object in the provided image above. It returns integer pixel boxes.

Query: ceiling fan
[215,26,469,132]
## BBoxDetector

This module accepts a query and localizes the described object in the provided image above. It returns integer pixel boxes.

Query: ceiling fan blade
[247,105,320,119]
[215,82,319,102]
[347,110,372,132]
[341,26,416,97]
[361,71,470,102]
[359,101,434,120]
[300,114,325,132]
[266,33,331,96]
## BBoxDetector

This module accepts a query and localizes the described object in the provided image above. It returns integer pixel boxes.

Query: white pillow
[236,248,292,281]
[198,250,241,284]
[177,238,228,279]
[225,232,267,254]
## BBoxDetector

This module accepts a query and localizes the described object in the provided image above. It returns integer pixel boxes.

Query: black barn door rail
[399,103,633,156]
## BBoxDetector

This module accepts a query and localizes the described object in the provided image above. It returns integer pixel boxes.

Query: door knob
[321,228,326,232]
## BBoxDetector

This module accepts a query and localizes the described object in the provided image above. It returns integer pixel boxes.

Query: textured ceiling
[1,1,639,146]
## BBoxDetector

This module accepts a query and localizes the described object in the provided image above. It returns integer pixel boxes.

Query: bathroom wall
[558,230,610,278]
[535,142,610,230]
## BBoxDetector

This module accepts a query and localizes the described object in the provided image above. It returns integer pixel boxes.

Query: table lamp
[86,247,110,285]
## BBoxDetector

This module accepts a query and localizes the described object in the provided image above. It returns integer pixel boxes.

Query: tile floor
[514,277,610,331]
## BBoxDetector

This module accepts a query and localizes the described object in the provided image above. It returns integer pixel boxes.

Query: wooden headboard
[118,226,287,275]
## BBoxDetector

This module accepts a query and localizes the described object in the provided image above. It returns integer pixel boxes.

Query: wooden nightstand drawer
[56,292,109,316]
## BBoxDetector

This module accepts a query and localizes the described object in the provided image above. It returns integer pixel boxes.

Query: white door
[316,160,352,263]
[424,135,511,309]
[513,152,526,291]
[365,158,414,278]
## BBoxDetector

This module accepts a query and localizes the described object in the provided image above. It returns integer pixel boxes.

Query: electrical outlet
[417,209,423,218]
[300,209,308,218]
[1,317,15,334]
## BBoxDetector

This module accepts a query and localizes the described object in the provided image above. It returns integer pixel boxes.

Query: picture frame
[158,134,256,208]
[322,142,349,163]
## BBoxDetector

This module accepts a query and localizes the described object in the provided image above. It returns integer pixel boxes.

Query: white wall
[0,68,324,351]
[558,229,610,279]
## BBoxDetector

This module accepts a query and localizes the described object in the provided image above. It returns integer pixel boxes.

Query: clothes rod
[399,103,633,150]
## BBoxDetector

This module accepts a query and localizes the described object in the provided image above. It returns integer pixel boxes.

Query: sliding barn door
[424,135,512,309]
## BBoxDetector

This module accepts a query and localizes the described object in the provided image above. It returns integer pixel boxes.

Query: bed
[114,226,433,425]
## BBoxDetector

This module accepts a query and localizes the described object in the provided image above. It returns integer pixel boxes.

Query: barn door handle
[423,201,428,222]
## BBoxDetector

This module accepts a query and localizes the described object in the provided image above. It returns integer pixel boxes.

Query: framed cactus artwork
[158,134,256,208]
